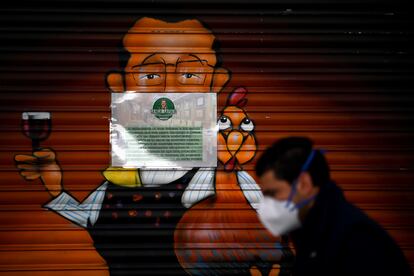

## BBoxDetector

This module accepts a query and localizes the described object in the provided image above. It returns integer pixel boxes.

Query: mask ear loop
[285,149,320,210]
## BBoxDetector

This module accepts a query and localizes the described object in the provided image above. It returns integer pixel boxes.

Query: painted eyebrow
[131,62,164,68]
[176,54,208,65]
[176,59,208,65]
[131,53,165,69]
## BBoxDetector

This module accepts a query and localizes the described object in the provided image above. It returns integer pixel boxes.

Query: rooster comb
[227,87,248,108]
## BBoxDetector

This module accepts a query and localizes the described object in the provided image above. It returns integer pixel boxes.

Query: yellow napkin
[102,167,142,187]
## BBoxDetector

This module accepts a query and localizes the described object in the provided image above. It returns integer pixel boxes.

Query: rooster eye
[218,116,231,130]
[240,117,254,132]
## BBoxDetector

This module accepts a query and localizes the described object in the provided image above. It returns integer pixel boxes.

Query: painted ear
[227,87,248,108]
[211,67,230,93]
[105,71,125,93]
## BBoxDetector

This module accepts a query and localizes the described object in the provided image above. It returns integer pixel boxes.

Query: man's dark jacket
[290,180,412,276]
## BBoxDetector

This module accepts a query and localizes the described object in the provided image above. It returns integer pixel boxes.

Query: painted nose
[164,67,177,92]
[227,130,244,156]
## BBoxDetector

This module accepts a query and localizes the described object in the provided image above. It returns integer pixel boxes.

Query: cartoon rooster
[175,87,293,276]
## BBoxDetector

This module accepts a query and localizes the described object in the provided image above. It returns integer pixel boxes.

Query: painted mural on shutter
[1,1,413,275]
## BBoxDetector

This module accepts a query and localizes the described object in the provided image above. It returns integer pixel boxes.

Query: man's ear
[211,67,231,93]
[297,172,315,197]
[105,71,125,93]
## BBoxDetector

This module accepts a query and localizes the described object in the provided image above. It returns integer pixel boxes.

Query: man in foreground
[255,136,411,276]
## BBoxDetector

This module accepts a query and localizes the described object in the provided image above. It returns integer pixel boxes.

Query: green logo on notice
[151,97,176,120]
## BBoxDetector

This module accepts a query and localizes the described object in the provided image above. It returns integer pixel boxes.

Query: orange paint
[175,88,287,275]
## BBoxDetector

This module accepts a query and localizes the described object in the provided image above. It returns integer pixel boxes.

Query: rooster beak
[227,130,244,155]
[223,130,244,171]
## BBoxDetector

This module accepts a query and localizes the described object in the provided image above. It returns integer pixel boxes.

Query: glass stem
[32,139,40,151]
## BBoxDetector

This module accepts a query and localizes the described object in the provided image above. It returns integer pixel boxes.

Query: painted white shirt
[44,169,263,228]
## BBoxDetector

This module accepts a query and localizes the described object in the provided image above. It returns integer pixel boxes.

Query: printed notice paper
[110,93,217,168]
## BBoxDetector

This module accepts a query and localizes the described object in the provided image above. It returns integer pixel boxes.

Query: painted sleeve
[181,168,215,208]
[43,182,108,228]
[237,170,263,210]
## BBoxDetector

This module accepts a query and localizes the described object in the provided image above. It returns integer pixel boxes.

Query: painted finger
[17,164,39,170]
[14,154,38,163]
[33,150,55,160]
[24,173,42,180]
[20,170,40,177]
[20,171,40,180]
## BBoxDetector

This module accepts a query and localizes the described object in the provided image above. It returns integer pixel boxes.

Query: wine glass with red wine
[21,112,51,151]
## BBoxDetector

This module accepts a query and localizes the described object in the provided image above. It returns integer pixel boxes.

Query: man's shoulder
[337,196,408,260]
[319,183,383,248]
[330,191,384,240]
[339,203,411,275]
[321,182,367,229]
[304,182,411,275]
[337,199,369,226]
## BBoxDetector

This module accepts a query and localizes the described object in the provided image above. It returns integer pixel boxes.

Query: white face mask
[257,196,302,236]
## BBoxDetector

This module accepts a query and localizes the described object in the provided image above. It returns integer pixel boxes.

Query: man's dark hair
[255,137,330,187]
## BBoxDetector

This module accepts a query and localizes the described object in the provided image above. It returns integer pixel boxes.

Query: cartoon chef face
[106,17,230,94]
